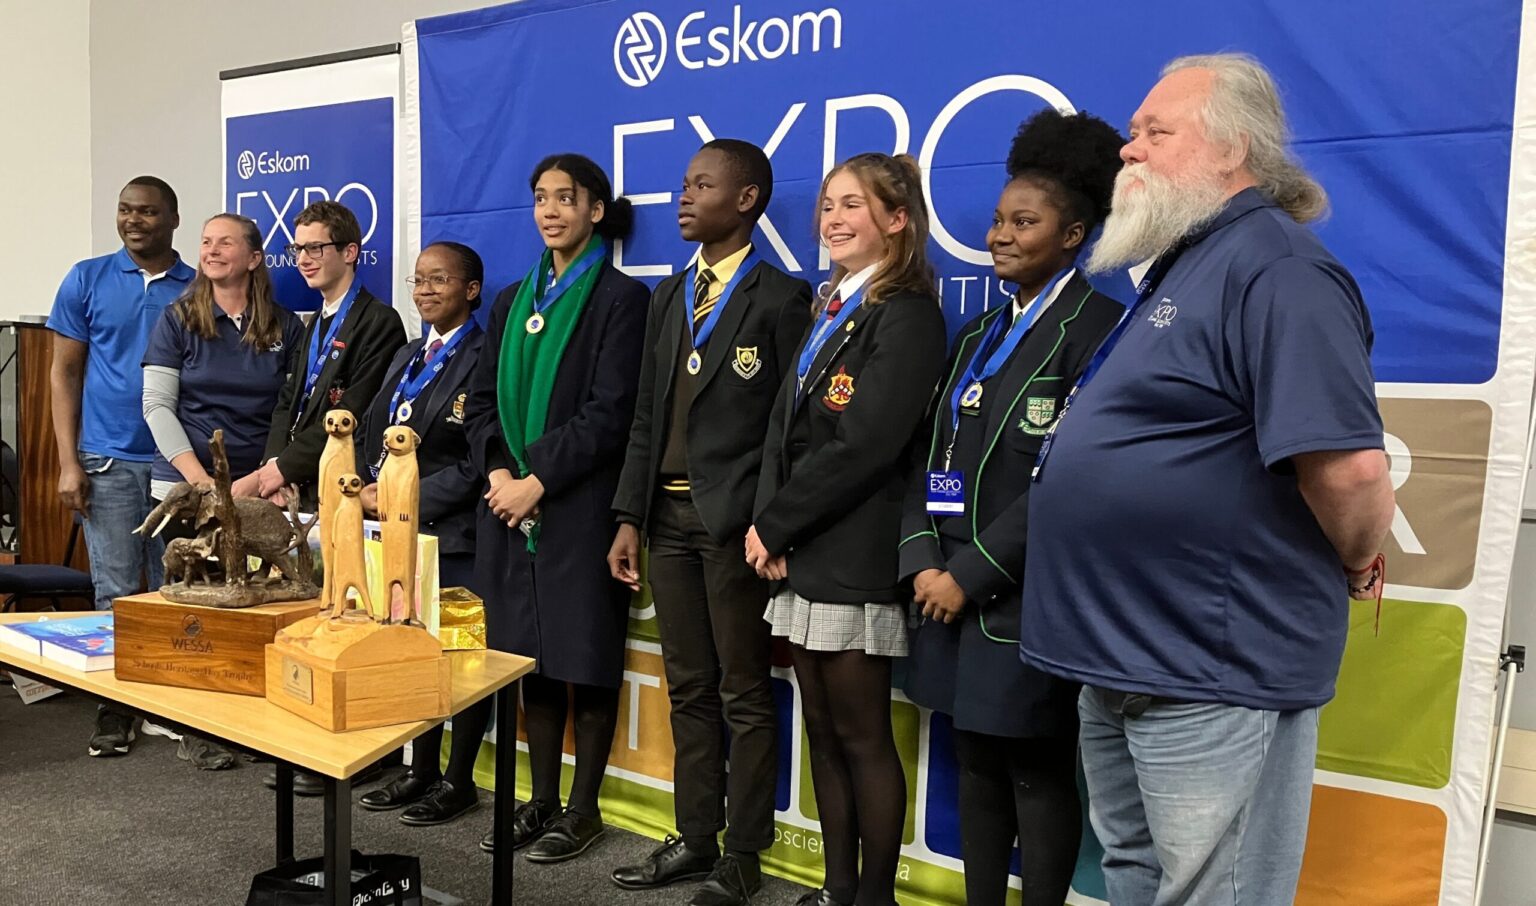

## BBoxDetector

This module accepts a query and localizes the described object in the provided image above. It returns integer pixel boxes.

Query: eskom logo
[614,6,843,88]
[236,149,312,180]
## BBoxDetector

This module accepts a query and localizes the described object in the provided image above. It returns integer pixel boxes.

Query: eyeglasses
[283,241,344,259]
[405,275,467,289]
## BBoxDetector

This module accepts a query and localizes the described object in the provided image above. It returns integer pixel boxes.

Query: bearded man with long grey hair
[1017,54,1395,904]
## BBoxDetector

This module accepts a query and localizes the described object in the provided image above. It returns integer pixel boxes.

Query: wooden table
[0,613,534,905]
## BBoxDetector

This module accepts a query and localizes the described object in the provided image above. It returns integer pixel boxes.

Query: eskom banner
[404,2,1536,903]
[221,50,409,329]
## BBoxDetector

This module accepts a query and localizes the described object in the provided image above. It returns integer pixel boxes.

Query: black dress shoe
[610,835,718,890]
[479,799,558,854]
[359,772,437,811]
[689,853,762,906]
[793,889,853,906]
[263,767,325,797]
[263,760,383,796]
[523,809,606,863]
[399,779,479,826]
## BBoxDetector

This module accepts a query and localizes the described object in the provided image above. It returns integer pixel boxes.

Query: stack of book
[0,614,115,672]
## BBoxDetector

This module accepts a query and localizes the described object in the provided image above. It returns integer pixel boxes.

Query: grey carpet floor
[0,689,813,906]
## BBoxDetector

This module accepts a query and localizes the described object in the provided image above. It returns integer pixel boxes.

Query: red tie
[825,291,843,315]
[424,338,444,364]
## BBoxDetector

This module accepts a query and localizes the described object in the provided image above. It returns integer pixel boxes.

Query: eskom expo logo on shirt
[614,5,844,88]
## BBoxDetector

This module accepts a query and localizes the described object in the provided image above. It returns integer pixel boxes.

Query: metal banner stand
[1475,644,1526,906]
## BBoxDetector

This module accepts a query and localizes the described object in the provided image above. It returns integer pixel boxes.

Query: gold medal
[960,382,984,409]
[526,313,545,334]
[687,350,702,375]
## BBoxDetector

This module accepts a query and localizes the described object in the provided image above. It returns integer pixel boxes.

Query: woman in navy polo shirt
[142,213,303,497]
[354,241,487,826]
[141,213,303,768]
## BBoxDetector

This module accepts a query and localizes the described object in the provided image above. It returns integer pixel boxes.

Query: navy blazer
[463,260,648,687]
[357,325,485,556]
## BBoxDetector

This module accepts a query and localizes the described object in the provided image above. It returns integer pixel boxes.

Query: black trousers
[646,492,777,852]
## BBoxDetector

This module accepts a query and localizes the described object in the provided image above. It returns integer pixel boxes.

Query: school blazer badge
[822,366,855,411]
[450,391,467,424]
[1021,395,1056,435]
[733,345,762,380]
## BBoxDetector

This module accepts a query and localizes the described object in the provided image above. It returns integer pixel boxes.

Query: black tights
[953,728,1081,906]
[521,673,620,817]
[792,646,906,906]
[409,697,494,790]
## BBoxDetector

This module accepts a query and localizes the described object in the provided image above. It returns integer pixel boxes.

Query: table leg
[275,762,295,865]
[492,680,519,906]
[324,775,352,906]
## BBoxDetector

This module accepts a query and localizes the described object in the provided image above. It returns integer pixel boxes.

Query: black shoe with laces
[398,779,479,826]
[87,709,134,757]
[688,852,762,906]
[523,809,606,863]
[360,771,437,811]
[479,799,558,854]
[610,835,718,890]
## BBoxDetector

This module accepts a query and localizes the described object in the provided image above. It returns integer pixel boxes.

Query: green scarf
[497,237,605,551]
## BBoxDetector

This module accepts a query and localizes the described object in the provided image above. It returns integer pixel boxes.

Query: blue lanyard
[948,268,1071,443]
[1031,255,1181,482]
[386,323,479,426]
[690,249,760,353]
[294,280,363,427]
[532,241,605,315]
[795,284,866,399]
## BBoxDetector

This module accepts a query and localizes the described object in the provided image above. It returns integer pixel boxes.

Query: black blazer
[613,259,812,543]
[263,287,407,488]
[356,326,485,556]
[899,273,1125,618]
[754,287,947,603]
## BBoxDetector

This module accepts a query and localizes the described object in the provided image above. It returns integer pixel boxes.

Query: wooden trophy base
[114,592,322,696]
[264,611,450,731]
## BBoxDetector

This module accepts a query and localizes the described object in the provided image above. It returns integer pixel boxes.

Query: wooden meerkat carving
[376,426,421,625]
[328,473,373,619]
[317,409,358,609]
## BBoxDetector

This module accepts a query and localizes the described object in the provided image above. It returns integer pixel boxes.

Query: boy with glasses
[244,200,405,508]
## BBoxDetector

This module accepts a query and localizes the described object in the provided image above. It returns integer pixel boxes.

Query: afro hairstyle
[1004,108,1126,235]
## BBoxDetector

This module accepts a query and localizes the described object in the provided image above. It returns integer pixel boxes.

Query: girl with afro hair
[898,108,1126,906]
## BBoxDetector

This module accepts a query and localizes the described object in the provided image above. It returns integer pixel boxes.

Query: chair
[0,521,94,613]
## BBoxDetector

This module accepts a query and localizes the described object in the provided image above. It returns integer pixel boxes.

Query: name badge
[926,470,965,515]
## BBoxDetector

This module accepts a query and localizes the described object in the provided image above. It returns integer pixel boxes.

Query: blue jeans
[1078,687,1319,906]
[78,452,163,612]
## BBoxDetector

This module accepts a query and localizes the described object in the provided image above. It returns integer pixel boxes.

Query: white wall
[0,0,93,321]
[87,0,491,261]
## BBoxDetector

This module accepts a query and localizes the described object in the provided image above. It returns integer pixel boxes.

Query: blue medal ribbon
[794,284,866,402]
[532,241,606,316]
[292,280,363,430]
[947,268,1072,446]
[386,323,480,426]
[1031,254,1184,482]
[689,249,760,359]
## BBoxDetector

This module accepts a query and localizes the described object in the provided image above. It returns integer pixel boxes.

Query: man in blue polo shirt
[49,175,195,758]
[1020,55,1395,904]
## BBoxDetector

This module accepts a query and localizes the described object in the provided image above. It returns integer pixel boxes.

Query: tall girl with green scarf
[463,153,649,863]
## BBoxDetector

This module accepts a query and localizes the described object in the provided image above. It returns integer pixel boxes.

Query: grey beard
[1087,170,1229,275]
